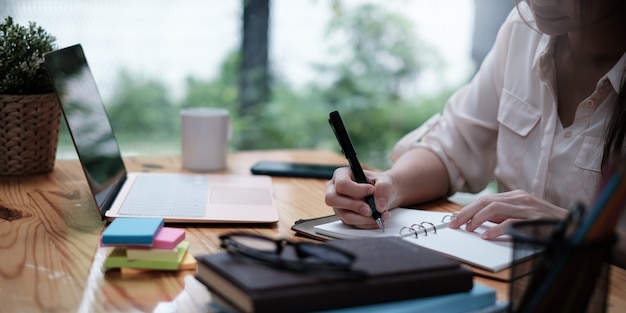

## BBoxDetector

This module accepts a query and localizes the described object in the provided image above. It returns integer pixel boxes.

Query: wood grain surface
[1,149,624,312]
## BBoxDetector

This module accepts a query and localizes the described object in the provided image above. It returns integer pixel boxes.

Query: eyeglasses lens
[229,235,277,253]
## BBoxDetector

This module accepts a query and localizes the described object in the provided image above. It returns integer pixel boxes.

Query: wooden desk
[1,149,624,312]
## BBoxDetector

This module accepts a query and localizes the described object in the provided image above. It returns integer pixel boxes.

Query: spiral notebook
[313,208,526,273]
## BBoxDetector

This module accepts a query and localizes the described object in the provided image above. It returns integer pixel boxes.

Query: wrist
[387,149,450,206]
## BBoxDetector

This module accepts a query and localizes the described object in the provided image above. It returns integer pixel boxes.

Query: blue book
[319,284,497,313]
[101,217,164,245]
[210,284,497,313]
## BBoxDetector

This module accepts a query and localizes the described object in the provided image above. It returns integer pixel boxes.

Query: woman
[325,0,626,267]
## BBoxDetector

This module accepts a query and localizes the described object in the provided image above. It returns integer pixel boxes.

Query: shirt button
[583,99,595,108]
[564,132,572,138]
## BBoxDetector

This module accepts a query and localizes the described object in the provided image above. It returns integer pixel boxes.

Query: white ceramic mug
[180,108,230,171]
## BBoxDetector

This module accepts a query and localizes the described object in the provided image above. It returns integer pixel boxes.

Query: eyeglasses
[219,232,366,279]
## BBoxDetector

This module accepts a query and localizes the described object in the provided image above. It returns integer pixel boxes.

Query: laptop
[43,44,279,224]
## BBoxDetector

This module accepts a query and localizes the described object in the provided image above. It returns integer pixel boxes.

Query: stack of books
[195,236,490,313]
[101,217,195,272]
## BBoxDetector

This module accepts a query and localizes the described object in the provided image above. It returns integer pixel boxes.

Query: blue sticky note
[101,217,164,245]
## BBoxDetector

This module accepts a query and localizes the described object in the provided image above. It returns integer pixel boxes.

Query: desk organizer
[507,219,614,313]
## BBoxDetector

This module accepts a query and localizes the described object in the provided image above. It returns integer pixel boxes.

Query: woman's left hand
[447,189,570,239]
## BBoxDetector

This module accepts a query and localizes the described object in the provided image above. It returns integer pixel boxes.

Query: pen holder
[507,220,615,313]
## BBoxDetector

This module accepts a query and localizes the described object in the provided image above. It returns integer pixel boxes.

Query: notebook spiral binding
[398,213,456,238]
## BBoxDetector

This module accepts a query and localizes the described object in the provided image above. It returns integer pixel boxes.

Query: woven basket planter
[0,93,61,176]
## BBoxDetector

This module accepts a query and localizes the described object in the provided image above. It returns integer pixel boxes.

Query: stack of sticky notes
[101,217,195,271]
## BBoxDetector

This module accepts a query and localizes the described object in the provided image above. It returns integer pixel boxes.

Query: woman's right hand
[324,167,394,229]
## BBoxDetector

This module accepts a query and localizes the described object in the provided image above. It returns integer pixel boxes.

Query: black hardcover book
[195,237,474,313]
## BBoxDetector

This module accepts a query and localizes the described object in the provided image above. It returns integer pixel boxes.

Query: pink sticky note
[152,227,186,250]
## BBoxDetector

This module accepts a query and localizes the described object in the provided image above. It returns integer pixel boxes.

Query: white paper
[314,208,515,272]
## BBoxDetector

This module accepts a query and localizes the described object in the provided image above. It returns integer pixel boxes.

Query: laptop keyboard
[118,174,209,217]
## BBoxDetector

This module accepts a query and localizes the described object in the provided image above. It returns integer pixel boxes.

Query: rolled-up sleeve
[402,8,518,194]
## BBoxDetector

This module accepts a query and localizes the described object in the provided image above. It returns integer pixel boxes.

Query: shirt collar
[534,35,556,82]
[534,37,626,94]
[605,52,626,94]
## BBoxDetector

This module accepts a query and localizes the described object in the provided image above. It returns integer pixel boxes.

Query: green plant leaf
[0,16,57,95]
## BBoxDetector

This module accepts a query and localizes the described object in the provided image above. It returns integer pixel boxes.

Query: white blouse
[394,3,626,210]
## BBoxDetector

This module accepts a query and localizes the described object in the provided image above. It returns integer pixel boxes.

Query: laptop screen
[44,44,127,216]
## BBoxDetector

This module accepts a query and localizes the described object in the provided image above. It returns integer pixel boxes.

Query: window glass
[3,0,481,169]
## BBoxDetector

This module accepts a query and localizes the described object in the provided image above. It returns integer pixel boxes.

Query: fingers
[448,189,569,238]
[480,219,520,239]
[325,178,373,216]
[325,167,394,229]
[332,207,392,229]
[327,168,375,209]
[371,173,394,212]
[449,201,521,240]
[325,167,375,217]
[333,168,375,197]
[451,198,512,231]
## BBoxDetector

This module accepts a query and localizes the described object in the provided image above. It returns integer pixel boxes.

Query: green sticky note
[104,241,190,270]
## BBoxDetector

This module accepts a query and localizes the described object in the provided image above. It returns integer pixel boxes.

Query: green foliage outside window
[57,3,462,170]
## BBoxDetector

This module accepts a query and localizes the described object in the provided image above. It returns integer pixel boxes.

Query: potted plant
[0,16,60,176]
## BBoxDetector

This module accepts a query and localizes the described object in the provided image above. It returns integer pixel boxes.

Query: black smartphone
[250,161,345,179]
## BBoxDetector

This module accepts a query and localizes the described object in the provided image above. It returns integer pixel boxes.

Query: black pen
[328,111,385,232]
